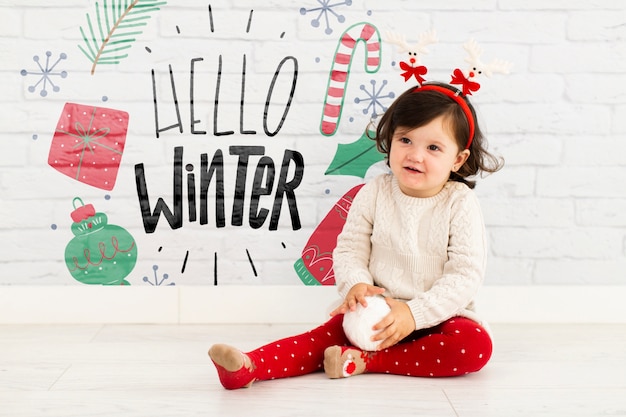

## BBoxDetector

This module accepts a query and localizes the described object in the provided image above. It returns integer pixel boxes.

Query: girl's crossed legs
[209,315,492,390]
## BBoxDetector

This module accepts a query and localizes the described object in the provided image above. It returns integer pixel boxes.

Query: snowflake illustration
[354,80,395,119]
[20,51,68,97]
[142,264,175,286]
[299,0,352,35]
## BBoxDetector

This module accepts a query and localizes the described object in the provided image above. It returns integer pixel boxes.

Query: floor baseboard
[0,285,624,324]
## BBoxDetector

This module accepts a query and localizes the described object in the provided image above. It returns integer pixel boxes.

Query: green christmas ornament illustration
[65,197,137,285]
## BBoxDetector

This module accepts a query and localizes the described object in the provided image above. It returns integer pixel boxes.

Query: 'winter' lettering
[135,146,304,233]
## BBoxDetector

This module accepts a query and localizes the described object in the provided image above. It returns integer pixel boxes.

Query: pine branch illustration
[78,0,167,75]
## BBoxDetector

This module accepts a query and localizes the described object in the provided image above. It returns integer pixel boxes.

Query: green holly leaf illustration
[325,130,385,178]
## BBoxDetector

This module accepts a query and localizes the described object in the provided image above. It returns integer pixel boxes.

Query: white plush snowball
[342,295,391,351]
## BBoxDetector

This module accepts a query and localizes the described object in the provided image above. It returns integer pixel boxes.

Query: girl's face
[389,115,470,198]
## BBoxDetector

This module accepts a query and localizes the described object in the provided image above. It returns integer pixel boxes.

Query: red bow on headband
[399,62,428,84]
[450,68,481,96]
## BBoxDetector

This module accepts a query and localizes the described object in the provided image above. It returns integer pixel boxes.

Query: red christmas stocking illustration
[294,184,364,285]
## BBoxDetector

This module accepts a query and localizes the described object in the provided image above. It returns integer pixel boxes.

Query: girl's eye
[428,144,440,151]
[399,137,411,144]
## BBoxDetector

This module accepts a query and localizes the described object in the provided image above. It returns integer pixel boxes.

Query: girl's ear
[453,149,470,172]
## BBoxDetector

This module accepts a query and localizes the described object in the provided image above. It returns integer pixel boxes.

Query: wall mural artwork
[78,1,167,75]
[9,1,620,290]
[49,103,129,191]
[319,22,381,136]
[294,183,364,286]
[16,0,432,286]
[65,197,137,285]
[20,51,68,97]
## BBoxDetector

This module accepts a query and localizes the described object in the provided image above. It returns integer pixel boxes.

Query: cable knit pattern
[333,174,488,331]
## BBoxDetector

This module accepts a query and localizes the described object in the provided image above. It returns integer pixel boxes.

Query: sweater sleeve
[406,190,487,330]
[332,180,377,299]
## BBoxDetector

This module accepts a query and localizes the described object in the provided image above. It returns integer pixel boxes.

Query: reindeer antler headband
[417,84,476,148]
[386,33,512,149]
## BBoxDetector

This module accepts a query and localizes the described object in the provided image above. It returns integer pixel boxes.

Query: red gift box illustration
[48,102,129,191]
[294,184,364,286]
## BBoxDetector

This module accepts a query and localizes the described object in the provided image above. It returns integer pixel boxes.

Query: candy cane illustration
[320,22,382,136]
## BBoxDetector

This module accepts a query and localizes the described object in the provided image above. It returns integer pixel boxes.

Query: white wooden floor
[1,323,625,417]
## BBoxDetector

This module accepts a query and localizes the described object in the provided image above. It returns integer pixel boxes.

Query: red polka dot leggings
[244,315,492,381]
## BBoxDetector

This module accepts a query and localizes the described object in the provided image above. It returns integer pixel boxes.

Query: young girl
[208,81,503,389]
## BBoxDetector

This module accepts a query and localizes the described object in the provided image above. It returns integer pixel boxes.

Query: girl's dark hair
[372,82,503,189]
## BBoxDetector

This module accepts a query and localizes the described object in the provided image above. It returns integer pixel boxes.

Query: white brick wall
[0,0,624,288]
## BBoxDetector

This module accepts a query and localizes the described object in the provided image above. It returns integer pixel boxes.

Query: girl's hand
[371,298,416,350]
[330,283,385,317]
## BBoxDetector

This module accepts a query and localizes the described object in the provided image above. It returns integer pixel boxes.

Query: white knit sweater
[333,174,488,331]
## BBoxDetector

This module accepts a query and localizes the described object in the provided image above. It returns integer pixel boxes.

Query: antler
[384,31,411,54]
[462,39,512,78]
[385,29,438,55]
[416,29,438,54]
[484,58,513,77]
[463,39,483,68]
